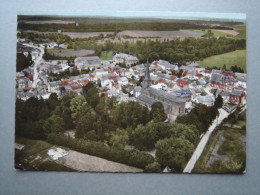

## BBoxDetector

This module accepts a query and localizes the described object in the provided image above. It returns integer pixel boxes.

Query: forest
[16,82,223,172]
[19,30,246,67]
[17,21,233,33]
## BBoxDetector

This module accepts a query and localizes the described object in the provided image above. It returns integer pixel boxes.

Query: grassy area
[231,25,246,39]
[198,49,246,72]
[192,109,246,174]
[15,137,76,171]
[192,129,221,173]
[100,51,114,60]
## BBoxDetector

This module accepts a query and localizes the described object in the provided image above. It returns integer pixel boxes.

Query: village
[16,40,247,121]
[14,16,247,173]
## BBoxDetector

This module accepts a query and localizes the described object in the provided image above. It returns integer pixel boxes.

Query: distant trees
[230,65,244,73]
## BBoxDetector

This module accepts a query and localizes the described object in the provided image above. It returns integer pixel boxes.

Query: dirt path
[55,150,143,172]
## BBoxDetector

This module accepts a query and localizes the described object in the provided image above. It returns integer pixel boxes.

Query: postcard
[15,11,246,173]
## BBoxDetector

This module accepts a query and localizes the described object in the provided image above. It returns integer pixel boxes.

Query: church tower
[142,58,152,88]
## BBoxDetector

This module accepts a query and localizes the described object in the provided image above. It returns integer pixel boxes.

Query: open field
[15,137,75,171]
[227,25,246,39]
[21,20,76,24]
[63,32,114,39]
[61,30,203,41]
[100,51,114,60]
[117,30,203,41]
[55,150,143,172]
[213,29,239,36]
[48,49,95,57]
[198,49,246,71]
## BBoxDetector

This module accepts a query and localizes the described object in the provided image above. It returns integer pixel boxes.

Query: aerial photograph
[15,12,246,173]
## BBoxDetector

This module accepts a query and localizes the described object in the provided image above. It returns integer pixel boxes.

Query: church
[137,60,186,121]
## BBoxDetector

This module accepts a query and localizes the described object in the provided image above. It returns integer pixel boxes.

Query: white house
[117,77,128,86]
[113,53,139,67]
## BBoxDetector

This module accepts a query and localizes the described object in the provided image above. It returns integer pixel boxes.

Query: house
[235,73,247,88]
[117,77,128,86]
[74,56,101,71]
[134,86,142,97]
[230,89,246,106]
[176,79,189,88]
[101,76,112,89]
[113,53,139,67]
[210,73,237,90]
[48,81,60,94]
[195,96,215,106]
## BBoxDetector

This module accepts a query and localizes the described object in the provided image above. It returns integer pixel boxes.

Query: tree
[144,163,162,173]
[110,129,129,149]
[150,102,167,122]
[70,95,91,123]
[214,95,223,109]
[156,136,194,172]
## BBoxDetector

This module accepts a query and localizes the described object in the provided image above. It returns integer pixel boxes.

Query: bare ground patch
[55,150,143,172]
[213,29,239,36]
[49,49,95,57]
[62,32,114,39]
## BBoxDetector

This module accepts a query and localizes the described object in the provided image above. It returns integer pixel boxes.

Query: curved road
[183,108,229,173]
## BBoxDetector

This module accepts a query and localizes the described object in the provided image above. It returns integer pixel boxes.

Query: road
[183,108,229,173]
[23,43,45,88]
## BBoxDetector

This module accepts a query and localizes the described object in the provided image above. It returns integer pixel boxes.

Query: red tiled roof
[221,72,236,77]
[23,88,32,92]
[177,79,188,87]
[158,79,164,83]
[82,80,89,87]
[153,61,159,66]
[71,85,82,90]
[59,80,73,87]
[195,73,204,78]
[170,76,177,81]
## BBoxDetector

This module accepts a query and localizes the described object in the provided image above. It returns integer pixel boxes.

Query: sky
[18,11,246,21]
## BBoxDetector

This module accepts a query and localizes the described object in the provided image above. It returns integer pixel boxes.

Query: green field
[15,137,75,171]
[198,49,246,72]
[100,51,114,60]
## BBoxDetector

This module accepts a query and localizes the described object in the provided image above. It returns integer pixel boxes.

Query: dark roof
[137,94,170,110]
[146,87,186,103]
[231,89,244,96]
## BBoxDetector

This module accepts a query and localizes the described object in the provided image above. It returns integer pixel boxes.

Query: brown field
[62,32,114,39]
[118,30,203,40]
[21,20,75,24]
[213,29,239,36]
[49,49,95,57]
[55,150,143,172]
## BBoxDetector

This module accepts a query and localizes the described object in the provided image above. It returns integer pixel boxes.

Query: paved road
[23,43,45,88]
[183,108,229,173]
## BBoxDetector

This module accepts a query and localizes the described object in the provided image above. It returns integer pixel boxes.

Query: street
[183,108,229,173]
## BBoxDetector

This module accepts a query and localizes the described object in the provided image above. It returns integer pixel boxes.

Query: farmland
[48,49,95,57]
[198,49,246,72]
